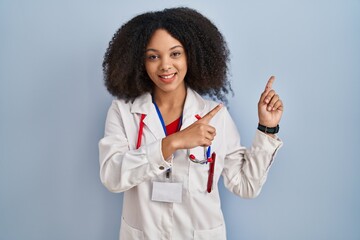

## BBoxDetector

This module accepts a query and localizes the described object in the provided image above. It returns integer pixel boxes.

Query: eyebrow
[145,45,183,52]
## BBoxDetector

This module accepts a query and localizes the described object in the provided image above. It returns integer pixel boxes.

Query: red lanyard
[136,114,146,149]
[207,152,216,193]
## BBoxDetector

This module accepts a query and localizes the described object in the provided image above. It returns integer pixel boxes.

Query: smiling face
[145,29,187,96]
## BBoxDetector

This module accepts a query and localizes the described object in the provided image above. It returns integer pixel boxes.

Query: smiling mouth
[159,73,176,79]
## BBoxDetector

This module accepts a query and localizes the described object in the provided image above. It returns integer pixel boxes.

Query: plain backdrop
[1,0,359,239]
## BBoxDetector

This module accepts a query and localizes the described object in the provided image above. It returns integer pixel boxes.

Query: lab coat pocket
[188,147,210,193]
[194,224,225,240]
[119,217,144,240]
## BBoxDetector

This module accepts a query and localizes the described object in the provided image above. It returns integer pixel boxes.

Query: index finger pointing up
[201,103,223,123]
[265,76,276,91]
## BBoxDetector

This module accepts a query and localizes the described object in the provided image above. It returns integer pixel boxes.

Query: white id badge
[152,182,182,203]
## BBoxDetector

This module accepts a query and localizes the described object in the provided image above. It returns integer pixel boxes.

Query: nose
[159,57,172,71]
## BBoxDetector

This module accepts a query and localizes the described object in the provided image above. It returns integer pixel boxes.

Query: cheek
[180,63,188,74]
[145,63,155,76]
[181,58,188,73]
[175,59,187,74]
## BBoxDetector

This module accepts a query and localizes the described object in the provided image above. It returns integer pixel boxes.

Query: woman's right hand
[162,104,222,159]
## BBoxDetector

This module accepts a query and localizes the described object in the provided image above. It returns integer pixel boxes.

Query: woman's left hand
[258,76,284,127]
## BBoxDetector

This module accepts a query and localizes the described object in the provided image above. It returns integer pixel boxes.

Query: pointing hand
[258,76,284,128]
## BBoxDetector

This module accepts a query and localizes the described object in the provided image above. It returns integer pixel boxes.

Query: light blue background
[1,0,359,239]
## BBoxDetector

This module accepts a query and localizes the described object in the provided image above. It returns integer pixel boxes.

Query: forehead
[146,29,183,50]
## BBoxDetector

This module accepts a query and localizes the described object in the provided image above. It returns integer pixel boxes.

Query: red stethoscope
[135,103,216,193]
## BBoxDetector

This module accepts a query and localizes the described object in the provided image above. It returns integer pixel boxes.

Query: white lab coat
[99,88,282,240]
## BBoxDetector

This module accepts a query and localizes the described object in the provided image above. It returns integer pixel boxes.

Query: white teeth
[161,73,175,79]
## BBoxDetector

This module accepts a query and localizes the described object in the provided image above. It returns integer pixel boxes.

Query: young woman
[99,7,283,240]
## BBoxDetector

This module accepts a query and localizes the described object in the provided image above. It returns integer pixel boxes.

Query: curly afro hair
[103,7,232,103]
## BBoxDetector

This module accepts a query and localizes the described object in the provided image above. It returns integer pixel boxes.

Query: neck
[152,85,186,125]
[153,85,187,109]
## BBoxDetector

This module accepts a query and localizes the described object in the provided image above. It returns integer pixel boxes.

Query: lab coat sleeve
[98,101,172,193]
[221,109,283,198]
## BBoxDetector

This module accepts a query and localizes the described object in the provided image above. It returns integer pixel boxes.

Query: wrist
[257,123,279,134]
[163,134,179,152]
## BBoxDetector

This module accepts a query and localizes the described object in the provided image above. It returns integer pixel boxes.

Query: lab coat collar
[130,87,206,116]
[181,88,207,128]
[130,93,153,115]
[183,88,206,117]
[131,93,165,139]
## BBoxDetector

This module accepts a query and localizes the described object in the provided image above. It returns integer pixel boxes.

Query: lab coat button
[159,166,165,170]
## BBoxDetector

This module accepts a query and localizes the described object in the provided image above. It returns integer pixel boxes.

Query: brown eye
[171,51,181,58]
[147,55,159,61]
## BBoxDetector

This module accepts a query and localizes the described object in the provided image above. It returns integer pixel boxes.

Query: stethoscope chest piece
[187,147,213,164]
